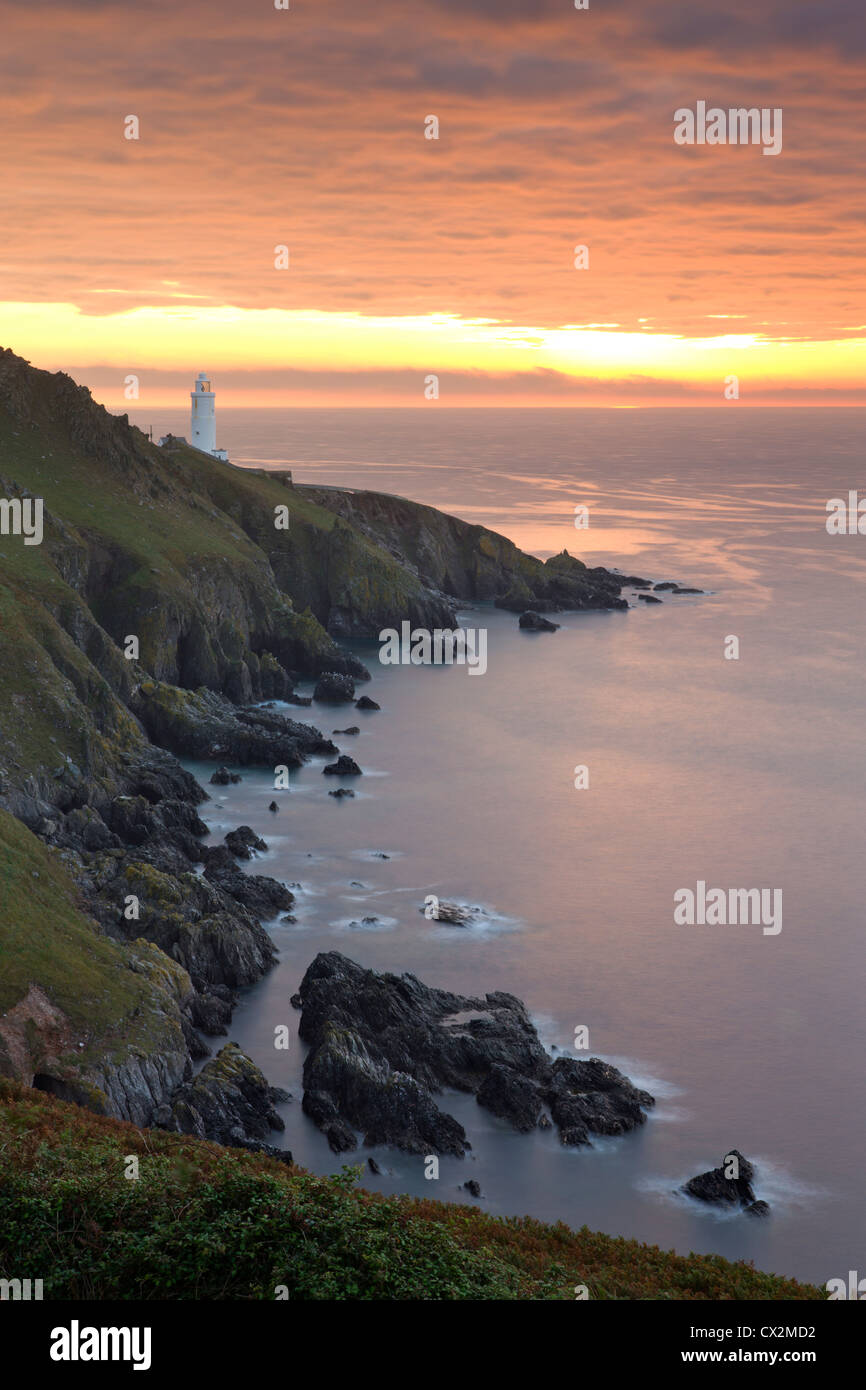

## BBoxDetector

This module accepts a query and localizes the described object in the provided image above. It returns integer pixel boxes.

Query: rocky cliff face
[0,348,630,1150]
[299,486,630,613]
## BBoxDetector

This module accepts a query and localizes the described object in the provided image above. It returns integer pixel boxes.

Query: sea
[130,405,866,1288]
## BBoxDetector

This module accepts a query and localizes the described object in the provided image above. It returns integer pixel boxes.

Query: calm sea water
[136,407,866,1287]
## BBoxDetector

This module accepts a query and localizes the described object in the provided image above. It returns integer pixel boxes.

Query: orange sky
[2,0,865,406]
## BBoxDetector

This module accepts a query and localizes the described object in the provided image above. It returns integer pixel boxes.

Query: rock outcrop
[296,952,653,1155]
[519,611,561,631]
[683,1150,770,1216]
[156,1042,290,1154]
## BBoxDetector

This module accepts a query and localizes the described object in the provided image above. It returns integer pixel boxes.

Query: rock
[745,1200,770,1218]
[133,682,337,768]
[189,991,232,1036]
[683,1150,761,1209]
[463,1179,482,1198]
[672,587,704,595]
[290,992,303,1010]
[202,852,295,920]
[420,899,479,927]
[519,610,560,631]
[637,593,662,604]
[329,788,355,799]
[285,693,313,706]
[268,801,279,813]
[313,672,356,704]
[296,952,653,1157]
[355,696,380,711]
[323,755,362,776]
[210,766,242,785]
[95,855,278,993]
[224,825,268,858]
[367,1157,382,1175]
[476,1064,543,1133]
[159,1043,287,1150]
[332,726,360,735]
[652,582,678,591]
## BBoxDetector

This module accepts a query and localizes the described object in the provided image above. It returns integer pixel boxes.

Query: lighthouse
[189,372,228,460]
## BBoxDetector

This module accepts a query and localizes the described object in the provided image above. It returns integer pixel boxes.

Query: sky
[2,0,865,407]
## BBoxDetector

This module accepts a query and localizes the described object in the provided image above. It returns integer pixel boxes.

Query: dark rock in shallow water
[296,952,653,1156]
[476,1063,543,1132]
[333,726,360,735]
[637,593,662,604]
[268,801,279,813]
[672,587,704,595]
[745,1200,770,1218]
[133,682,336,767]
[210,766,242,785]
[463,1179,482,1198]
[368,1157,382,1175]
[202,850,295,920]
[329,787,355,799]
[683,1150,766,1211]
[653,582,678,591]
[355,695,380,710]
[224,825,268,858]
[519,610,560,632]
[285,693,313,706]
[323,755,362,776]
[313,672,356,704]
[419,899,481,927]
[157,1043,287,1150]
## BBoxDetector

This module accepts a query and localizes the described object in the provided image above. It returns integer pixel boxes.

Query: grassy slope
[0,397,435,635]
[0,1079,824,1302]
[0,809,188,1083]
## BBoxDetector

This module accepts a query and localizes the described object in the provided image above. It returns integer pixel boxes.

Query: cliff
[0,348,630,1138]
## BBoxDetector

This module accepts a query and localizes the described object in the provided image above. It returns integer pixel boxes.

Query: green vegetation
[0,1079,825,1301]
[0,809,188,1083]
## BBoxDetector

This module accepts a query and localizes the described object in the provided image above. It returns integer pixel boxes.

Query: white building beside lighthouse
[189,372,228,461]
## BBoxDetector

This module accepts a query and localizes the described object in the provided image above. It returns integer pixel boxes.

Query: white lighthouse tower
[190,372,228,460]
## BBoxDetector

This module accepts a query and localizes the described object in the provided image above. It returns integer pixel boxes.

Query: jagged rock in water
[463,1179,482,1198]
[296,952,653,1156]
[133,682,337,768]
[332,726,360,735]
[683,1150,768,1212]
[202,849,294,922]
[313,672,356,703]
[519,611,560,632]
[638,593,663,604]
[355,696,380,711]
[323,755,362,776]
[156,1043,288,1150]
[224,825,267,858]
[420,899,483,927]
[210,766,242,785]
[329,788,355,799]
